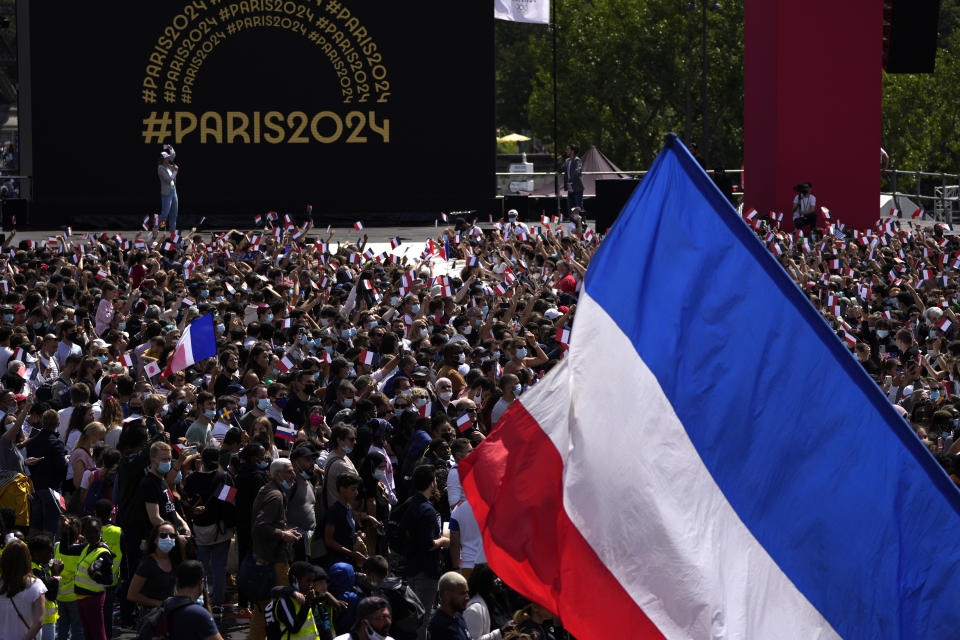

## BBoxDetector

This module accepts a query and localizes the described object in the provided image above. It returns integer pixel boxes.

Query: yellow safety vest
[73,543,112,596]
[101,524,123,586]
[274,597,320,640]
[31,562,58,625]
[54,542,83,603]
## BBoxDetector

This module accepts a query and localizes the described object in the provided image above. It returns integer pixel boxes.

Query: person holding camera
[792,182,816,234]
[158,144,179,231]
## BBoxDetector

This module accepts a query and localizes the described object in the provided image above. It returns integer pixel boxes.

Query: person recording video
[792,181,816,234]
[158,143,179,231]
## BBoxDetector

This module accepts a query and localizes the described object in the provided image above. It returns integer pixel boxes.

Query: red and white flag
[277,354,296,373]
[354,221,364,230]
[358,350,375,365]
[120,353,135,367]
[50,488,66,512]
[217,484,237,504]
[938,317,952,332]
[143,360,162,378]
[456,413,473,433]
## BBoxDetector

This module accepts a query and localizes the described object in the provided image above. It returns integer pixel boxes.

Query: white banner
[494,0,550,24]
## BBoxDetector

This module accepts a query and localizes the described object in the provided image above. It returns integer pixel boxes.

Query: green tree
[496,0,744,169]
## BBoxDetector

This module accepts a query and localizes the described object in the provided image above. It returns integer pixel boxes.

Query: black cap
[411,366,430,379]
[223,383,246,397]
[355,596,390,622]
[290,446,315,461]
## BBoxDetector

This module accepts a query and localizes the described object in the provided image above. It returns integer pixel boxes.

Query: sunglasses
[157,532,176,539]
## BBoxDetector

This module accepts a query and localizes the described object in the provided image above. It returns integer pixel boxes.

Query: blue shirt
[400,493,441,579]
[166,596,219,640]
[24,428,67,491]
[428,609,472,640]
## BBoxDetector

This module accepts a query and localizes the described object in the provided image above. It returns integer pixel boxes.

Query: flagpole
[552,0,559,212]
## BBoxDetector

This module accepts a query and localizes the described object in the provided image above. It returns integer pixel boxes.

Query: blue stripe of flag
[583,135,960,638]
[188,314,218,363]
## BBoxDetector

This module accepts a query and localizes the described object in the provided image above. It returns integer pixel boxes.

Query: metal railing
[882,169,960,223]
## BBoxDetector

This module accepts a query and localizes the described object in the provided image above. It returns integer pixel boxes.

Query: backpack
[87,547,115,586]
[376,576,425,640]
[135,597,192,640]
[385,496,416,559]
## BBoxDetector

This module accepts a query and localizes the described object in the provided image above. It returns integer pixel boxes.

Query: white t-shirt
[792,193,816,219]
[446,466,464,509]
[450,500,485,569]
[490,397,512,426]
[0,576,46,639]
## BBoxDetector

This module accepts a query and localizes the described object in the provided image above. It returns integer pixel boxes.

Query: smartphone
[184,445,197,456]
[885,375,893,386]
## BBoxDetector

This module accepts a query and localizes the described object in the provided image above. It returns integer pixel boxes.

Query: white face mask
[373,469,387,482]
[462,325,472,335]
[366,622,388,640]
[438,391,453,402]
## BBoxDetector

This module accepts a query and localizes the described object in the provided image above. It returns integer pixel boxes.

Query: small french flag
[50,488,66,512]
[217,484,237,504]
[938,317,952,332]
[358,349,375,366]
[254,214,263,225]
[441,212,449,222]
[275,424,297,442]
[354,221,364,230]
[391,237,401,249]
[556,325,572,347]
[456,413,473,433]
[277,355,296,373]
[120,353,135,367]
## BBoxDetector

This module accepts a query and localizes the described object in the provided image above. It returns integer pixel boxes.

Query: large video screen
[28,0,494,224]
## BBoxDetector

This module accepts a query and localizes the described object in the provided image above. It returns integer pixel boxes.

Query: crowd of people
[0,208,594,640]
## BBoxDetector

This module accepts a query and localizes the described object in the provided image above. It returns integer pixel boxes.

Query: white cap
[544,308,562,320]
[161,151,172,159]
[507,209,518,217]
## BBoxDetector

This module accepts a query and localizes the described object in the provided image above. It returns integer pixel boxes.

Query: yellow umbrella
[496,132,531,143]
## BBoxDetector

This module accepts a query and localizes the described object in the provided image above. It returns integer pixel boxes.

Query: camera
[793,182,811,193]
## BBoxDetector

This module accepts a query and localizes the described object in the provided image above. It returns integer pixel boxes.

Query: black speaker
[884,0,940,74]
[503,195,529,221]
[1,199,27,229]
[594,179,639,233]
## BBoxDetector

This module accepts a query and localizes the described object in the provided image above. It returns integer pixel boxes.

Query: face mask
[438,391,453,402]
[300,470,311,480]
[342,446,352,455]
[200,289,210,298]
[373,469,387,482]
[310,414,324,427]
[400,389,412,397]
[458,353,466,363]
[32,321,43,330]
[348,367,357,378]
[366,622,388,640]
[143,391,152,399]
[411,304,421,314]
[275,397,288,409]
[204,409,217,420]
[117,321,126,331]
[257,398,271,411]
[390,296,399,306]
[323,346,334,356]
[299,334,309,345]
[514,384,522,395]
[157,461,172,474]
[280,479,292,490]
[515,348,527,359]
[266,313,274,323]
[342,398,354,408]
[368,320,378,329]
[3,314,12,323]
[98,355,108,363]
[157,537,176,553]
[341,329,352,339]
[419,329,429,339]
[238,395,248,409]
[256,461,269,469]
[481,305,489,316]
[415,398,427,408]
[462,325,472,336]
[217,323,225,334]
[877,330,889,338]
[491,351,500,360]
[930,391,941,402]
[174,471,182,485]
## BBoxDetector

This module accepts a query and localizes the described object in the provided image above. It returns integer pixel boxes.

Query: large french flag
[163,314,218,377]
[459,135,960,639]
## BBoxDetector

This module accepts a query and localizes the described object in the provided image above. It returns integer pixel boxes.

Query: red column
[744,0,880,230]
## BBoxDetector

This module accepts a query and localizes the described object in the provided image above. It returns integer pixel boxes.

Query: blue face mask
[275,397,288,409]
[876,330,889,338]
[257,398,271,411]
[515,348,527,359]
[157,537,176,553]
[174,471,182,485]
[117,322,126,331]
[514,384,522,395]
[930,391,941,402]
[300,334,309,345]
[411,304,421,314]
[280,480,292,491]
[390,296,399,306]
[3,314,13,323]
[266,313,274,323]
[342,445,352,454]
[256,461,269,469]
[217,323,225,333]
[98,355,108,363]
[157,461,172,474]
[32,321,43,330]
[204,409,217,420]
[341,329,352,338]
[481,306,489,316]
[200,289,210,298]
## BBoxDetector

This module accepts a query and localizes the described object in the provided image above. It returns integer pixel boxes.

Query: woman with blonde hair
[0,540,46,639]
[100,397,123,449]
